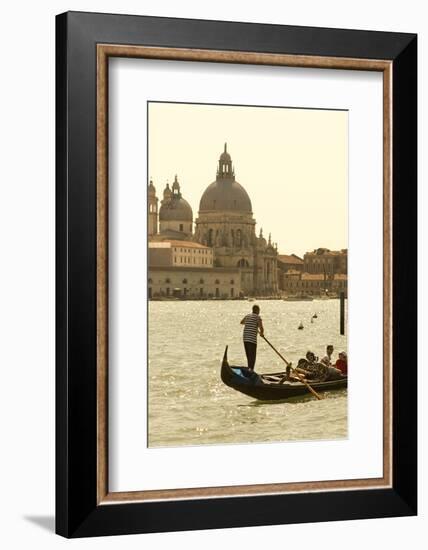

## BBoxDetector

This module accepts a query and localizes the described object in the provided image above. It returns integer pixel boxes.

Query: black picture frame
[56,11,417,538]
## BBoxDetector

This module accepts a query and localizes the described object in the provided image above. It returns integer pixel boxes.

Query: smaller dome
[159,197,193,222]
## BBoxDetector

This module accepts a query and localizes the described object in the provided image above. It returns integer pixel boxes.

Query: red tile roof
[277,254,304,264]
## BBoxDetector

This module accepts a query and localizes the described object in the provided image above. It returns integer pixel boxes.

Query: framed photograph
[56,11,417,537]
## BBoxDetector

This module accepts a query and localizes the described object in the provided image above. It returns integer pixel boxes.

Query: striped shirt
[243,313,262,344]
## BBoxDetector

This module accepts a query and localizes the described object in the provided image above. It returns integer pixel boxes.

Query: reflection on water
[148,299,347,447]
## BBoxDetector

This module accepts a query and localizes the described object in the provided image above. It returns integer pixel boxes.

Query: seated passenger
[295,351,328,381]
[335,352,348,376]
[321,345,334,366]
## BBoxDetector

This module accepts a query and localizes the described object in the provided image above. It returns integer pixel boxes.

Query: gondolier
[240,305,264,370]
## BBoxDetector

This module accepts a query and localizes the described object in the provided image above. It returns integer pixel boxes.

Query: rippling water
[148,299,347,447]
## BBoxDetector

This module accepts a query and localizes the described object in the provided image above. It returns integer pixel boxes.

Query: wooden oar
[261,335,323,400]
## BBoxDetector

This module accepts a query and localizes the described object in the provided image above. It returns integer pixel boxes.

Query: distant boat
[312,313,318,319]
[283,295,314,302]
[298,322,304,330]
[220,347,347,401]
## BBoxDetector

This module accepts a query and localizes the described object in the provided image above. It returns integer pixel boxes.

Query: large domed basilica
[148,144,278,296]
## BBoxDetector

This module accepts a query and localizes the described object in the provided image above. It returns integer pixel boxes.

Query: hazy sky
[148,102,348,257]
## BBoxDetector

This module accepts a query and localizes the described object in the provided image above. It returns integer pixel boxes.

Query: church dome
[159,175,193,221]
[199,144,252,213]
[199,180,252,212]
[159,197,193,221]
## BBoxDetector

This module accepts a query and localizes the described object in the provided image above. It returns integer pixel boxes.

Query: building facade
[149,240,214,268]
[303,248,348,275]
[282,270,347,297]
[277,254,304,291]
[148,266,241,299]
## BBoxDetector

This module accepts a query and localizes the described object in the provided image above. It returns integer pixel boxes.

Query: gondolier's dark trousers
[244,341,257,370]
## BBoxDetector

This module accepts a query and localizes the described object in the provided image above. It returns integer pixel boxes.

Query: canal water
[148,299,347,447]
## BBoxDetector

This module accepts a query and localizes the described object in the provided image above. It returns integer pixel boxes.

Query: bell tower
[148,179,158,236]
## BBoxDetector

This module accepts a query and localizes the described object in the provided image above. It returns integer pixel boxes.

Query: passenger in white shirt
[321,344,334,366]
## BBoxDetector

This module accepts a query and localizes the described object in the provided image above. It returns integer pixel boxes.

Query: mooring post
[340,291,345,335]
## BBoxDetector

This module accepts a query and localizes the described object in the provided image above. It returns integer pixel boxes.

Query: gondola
[220,346,347,401]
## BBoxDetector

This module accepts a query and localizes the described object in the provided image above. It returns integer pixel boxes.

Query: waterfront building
[148,266,241,299]
[277,254,304,291]
[303,248,348,275]
[282,270,347,297]
[148,240,214,268]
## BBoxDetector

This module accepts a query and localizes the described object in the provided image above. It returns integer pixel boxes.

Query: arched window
[215,279,220,285]
[208,229,213,246]
[182,278,188,284]
[148,278,153,284]
[230,279,234,285]
[237,259,249,268]
[165,278,171,284]
[199,278,204,284]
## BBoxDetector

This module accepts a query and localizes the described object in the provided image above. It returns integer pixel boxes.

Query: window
[199,278,204,284]
[179,224,183,231]
[148,278,153,284]
[165,278,171,284]
[215,279,220,285]
[230,279,234,285]
[182,278,188,284]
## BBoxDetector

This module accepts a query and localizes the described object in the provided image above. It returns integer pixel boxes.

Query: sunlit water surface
[148,299,347,447]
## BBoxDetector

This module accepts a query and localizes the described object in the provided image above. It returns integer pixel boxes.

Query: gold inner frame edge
[96,44,393,504]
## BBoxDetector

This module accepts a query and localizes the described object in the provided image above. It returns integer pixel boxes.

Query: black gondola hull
[220,346,347,401]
